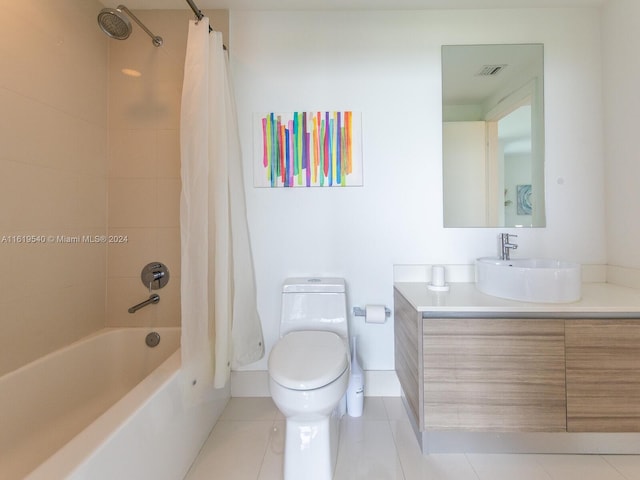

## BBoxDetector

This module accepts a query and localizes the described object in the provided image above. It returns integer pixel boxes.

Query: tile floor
[184,397,640,480]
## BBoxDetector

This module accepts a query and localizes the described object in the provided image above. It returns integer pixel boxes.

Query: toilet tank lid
[282,277,346,293]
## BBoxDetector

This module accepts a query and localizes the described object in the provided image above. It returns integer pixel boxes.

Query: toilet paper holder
[352,306,391,318]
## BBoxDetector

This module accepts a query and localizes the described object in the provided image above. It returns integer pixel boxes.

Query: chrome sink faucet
[499,233,518,260]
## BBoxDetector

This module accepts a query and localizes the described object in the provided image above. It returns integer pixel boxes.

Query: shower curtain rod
[185,0,228,49]
[185,0,213,32]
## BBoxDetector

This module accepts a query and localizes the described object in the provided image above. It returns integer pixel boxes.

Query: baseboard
[230,370,271,397]
[230,370,401,397]
[363,370,401,396]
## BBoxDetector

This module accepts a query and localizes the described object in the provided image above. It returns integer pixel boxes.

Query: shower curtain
[180,18,264,399]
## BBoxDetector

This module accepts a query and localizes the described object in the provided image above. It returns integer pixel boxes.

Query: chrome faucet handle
[500,233,518,260]
[140,262,170,291]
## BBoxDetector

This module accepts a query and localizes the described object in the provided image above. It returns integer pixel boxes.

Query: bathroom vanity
[394,281,640,453]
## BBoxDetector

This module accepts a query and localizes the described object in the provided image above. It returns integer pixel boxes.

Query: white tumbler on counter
[347,336,364,417]
[428,265,450,292]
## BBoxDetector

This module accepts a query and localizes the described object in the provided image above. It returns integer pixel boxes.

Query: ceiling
[121,0,606,10]
[442,44,543,105]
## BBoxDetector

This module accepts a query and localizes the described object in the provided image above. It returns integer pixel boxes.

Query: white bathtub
[0,327,228,479]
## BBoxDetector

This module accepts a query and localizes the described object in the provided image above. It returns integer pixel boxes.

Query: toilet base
[283,403,343,480]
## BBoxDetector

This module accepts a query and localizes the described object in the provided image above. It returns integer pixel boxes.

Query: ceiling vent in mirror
[476,64,508,76]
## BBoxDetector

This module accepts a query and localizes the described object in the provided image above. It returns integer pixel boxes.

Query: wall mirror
[442,44,545,228]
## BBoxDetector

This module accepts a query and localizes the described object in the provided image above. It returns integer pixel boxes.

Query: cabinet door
[423,319,566,432]
[566,320,640,432]
[394,289,423,429]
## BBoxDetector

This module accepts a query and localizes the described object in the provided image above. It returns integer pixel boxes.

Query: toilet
[268,277,351,480]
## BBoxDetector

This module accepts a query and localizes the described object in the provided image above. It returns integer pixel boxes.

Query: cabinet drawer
[566,320,640,432]
[423,318,566,432]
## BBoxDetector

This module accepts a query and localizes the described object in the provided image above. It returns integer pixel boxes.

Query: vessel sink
[476,257,582,303]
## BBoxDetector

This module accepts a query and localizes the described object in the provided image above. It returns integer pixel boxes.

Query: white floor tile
[184,420,274,480]
[356,396,390,420]
[603,455,640,480]
[184,398,640,480]
[383,397,411,422]
[257,421,285,480]
[389,420,479,480]
[535,454,627,480]
[334,418,405,479]
[466,454,552,480]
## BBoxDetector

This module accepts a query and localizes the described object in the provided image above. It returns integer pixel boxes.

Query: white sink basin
[476,257,582,303]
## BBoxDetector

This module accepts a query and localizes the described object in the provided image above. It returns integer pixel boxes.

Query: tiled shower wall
[0,2,229,374]
[105,10,229,327]
[0,0,108,375]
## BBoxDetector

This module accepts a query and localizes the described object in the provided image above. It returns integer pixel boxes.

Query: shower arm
[118,5,163,47]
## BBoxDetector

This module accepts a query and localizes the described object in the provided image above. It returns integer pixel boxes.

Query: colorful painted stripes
[260,111,355,187]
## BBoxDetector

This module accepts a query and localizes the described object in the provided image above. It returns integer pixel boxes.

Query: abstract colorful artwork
[254,111,363,188]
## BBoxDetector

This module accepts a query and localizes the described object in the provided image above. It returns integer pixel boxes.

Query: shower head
[97,5,163,47]
[98,7,131,40]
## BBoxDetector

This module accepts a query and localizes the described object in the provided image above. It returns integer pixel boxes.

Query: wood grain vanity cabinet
[566,320,640,432]
[394,289,566,433]
[394,289,423,428]
[394,283,640,453]
[423,317,566,432]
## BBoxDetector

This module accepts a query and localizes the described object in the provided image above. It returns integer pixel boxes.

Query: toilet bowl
[268,278,351,480]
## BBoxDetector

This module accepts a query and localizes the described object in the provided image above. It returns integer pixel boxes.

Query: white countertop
[394,282,640,316]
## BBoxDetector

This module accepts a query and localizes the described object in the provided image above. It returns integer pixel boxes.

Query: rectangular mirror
[442,44,545,228]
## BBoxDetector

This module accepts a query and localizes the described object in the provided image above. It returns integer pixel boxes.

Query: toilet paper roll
[365,305,386,324]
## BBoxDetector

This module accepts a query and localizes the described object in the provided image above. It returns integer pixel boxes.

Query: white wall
[230,8,606,372]
[603,0,640,269]
[443,122,488,226]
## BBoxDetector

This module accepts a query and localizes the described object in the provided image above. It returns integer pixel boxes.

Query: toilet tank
[280,277,348,338]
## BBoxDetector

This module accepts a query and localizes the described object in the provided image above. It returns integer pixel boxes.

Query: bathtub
[0,327,228,480]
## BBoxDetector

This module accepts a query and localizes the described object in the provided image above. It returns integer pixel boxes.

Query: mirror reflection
[442,44,545,228]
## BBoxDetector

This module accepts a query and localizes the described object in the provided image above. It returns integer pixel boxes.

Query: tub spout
[128,294,160,314]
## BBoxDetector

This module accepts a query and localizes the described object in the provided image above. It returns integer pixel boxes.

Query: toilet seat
[269,331,348,391]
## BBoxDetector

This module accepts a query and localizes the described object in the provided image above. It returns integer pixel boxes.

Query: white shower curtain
[180,18,264,399]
